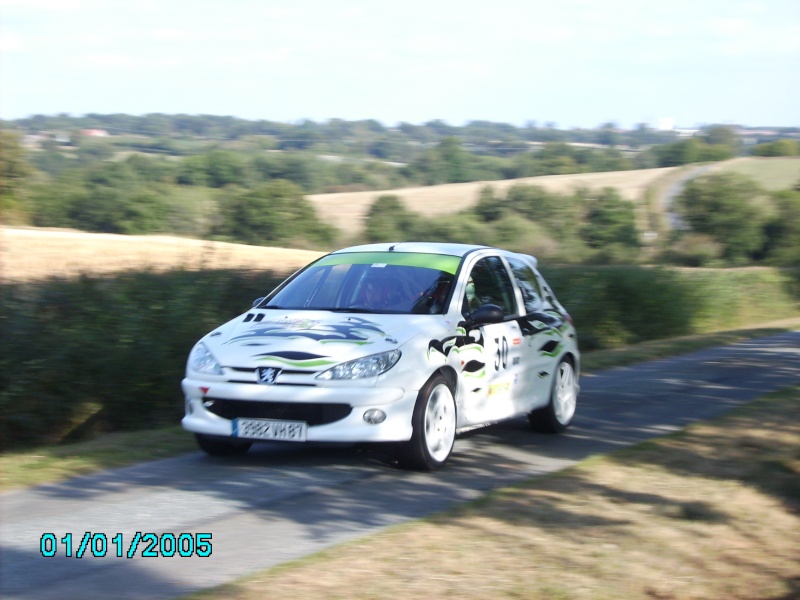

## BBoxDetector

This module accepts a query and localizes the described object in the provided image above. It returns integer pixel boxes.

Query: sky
[1,0,799,130]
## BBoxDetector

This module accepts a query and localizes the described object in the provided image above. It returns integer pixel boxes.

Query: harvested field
[309,166,678,237]
[1,227,324,281]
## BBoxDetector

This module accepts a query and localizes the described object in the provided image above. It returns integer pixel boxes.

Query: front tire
[195,434,252,456]
[400,374,457,471]
[529,359,577,433]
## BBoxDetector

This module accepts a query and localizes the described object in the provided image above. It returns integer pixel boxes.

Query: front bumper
[181,377,418,443]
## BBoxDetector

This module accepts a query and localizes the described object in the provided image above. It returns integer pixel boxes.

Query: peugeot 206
[182,242,580,470]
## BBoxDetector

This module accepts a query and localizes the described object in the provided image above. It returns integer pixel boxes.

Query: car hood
[201,309,438,369]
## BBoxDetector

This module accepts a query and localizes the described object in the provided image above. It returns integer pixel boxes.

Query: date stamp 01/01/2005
[40,532,212,559]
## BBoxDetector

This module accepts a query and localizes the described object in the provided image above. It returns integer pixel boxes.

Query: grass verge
[0,427,196,492]
[580,317,800,373]
[187,385,800,600]
[1,320,798,493]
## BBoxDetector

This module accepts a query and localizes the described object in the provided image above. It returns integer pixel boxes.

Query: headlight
[188,343,224,376]
[317,350,401,381]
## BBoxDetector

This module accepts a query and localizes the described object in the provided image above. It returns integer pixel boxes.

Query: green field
[716,157,800,190]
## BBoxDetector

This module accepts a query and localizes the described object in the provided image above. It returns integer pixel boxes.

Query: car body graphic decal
[227,317,386,346]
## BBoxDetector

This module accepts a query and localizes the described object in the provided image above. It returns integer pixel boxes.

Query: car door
[457,255,525,426]
[506,256,565,412]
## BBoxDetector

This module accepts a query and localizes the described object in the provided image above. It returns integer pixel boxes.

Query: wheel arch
[434,365,459,398]
[560,351,580,378]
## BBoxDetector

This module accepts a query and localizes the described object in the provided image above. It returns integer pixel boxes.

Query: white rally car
[182,243,580,470]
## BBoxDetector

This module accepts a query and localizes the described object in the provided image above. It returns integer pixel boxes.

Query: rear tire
[399,374,456,471]
[195,434,252,456]
[529,359,577,433]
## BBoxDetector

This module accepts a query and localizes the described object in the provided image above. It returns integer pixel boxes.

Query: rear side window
[507,257,543,314]
[464,256,517,316]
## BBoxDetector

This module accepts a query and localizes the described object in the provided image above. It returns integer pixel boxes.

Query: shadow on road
[2,331,799,599]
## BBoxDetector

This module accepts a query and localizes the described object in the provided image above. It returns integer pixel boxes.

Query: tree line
[7,113,797,162]
[1,122,798,266]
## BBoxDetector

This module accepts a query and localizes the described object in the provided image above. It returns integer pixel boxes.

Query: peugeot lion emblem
[256,367,280,385]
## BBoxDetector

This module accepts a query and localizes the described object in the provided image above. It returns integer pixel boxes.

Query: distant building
[675,129,700,138]
[81,129,109,137]
[656,117,676,131]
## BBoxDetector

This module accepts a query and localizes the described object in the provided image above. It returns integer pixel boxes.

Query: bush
[540,266,798,351]
[0,269,284,449]
[214,179,336,247]
[676,173,767,263]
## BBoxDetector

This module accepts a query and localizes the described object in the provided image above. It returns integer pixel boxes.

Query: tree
[214,180,334,246]
[473,185,504,222]
[76,138,114,165]
[654,139,703,166]
[762,190,800,265]
[596,122,619,147]
[177,155,210,186]
[581,188,639,250]
[653,138,734,167]
[702,125,738,148]
[677,173,765,263]
[0,130,31,218]
[438,137,472,183]
[752,140,800,157]
[364,195,419,242]
[204,150,248,188]
[69,163,169,234]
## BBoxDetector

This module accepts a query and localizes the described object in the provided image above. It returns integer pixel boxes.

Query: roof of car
[330,242,491,258]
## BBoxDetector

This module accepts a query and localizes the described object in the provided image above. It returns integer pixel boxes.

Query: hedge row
[1,266,797,449]
[541,266,800,350]
[0,270,283,449]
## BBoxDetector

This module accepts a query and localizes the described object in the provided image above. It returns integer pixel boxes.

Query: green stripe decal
[315,252,461,274]
[257,356,336,367]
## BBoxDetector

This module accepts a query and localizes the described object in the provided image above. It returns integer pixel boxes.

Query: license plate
[233,418,307,442]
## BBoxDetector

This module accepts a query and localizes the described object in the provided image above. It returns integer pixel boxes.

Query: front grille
[226,367,317,385]
[204,398,352,426]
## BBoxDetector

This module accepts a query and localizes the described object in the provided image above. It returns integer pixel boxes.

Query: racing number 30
[494,337,509,371]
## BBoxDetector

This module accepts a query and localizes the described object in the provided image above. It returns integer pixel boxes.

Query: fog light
[363,409,386,424]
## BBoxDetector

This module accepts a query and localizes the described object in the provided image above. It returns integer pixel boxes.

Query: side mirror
[252,297,266,308]
[469,304,505,326]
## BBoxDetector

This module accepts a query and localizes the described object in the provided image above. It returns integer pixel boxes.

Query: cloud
[0,33,27,52]
[0,0,89,10]
[83,53,139,68]
[710,18,800,57]
[711,17,751,36]
[150,28,193,41]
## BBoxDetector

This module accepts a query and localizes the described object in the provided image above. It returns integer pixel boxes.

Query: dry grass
[191,387,800,600]
[0,227,325,281]
[308,167,678,237]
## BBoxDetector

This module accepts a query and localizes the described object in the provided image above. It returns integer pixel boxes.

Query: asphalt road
[2,331,799,599]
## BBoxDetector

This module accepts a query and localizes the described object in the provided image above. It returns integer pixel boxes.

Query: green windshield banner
[315,252,461,274]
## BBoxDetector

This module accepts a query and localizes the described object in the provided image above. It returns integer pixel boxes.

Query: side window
[507,257,543,314]
[463,256,517,316]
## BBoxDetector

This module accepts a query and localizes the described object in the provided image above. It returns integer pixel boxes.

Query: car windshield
[261,252,460,314]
